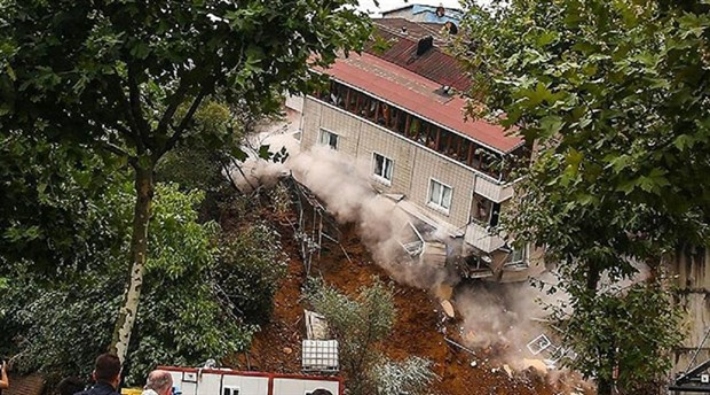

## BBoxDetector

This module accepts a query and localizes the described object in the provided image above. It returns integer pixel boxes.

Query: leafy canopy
[457,0,710,271]
[0,183,258,385]
[0,0,371,164]
[455,0,709,391]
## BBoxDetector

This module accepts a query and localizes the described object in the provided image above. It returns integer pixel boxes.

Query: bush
[215,222,288,326]
[307,279,397,395]
[0,183,256,386]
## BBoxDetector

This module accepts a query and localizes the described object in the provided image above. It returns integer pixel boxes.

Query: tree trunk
[597,378,613,395]
[110,164,154,364]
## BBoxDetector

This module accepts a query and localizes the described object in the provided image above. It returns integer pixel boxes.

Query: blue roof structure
[381,3,463,24]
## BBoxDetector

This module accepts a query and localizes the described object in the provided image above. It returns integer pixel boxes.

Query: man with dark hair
[75,354,121,395]
[57,377,85,395]
[310,389,333,395]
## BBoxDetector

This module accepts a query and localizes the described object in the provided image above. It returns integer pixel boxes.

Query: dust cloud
[229,125,593,392]
[229,130,453,289]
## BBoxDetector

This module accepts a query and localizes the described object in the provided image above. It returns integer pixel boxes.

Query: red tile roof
[318,52,522,154]
[365,26,471,92]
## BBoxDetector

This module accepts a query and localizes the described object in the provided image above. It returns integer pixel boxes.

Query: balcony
[464,222,506,253]
[473,174,514,203]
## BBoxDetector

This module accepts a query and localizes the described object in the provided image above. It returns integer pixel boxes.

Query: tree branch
[156,78,190,136]
[107,74,145,153]
[127,64,154,151]
[100,140,137,166]
[159,86,209,157]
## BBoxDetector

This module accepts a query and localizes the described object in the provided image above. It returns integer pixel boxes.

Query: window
[505,244,528,267]
[428,179,452,212]
[319,129,339,150]
[223,387,240,395]
[373,153,394,184]
[470,193,500,227]
[471,193,493,225]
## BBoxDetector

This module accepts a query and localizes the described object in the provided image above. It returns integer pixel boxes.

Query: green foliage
[155,100,239,194]
[0,0,372,361]
[215,222,288,326]
[455,0,710,392]
[307,278,396,395]
[370,356,438,395]
[370,34,395,55]
[457,0,710,261]
[0,0,372,163]
[0,183,255,386]
[557,283,683,393]
[0,132,126,275]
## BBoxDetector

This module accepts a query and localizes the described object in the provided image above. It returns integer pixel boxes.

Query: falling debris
[305,310,329,340]
[502,364,513,379]
[463,330,477,345]
[520,358,548,375]
[434,283,454,300]
[527,334,553,356]
[421,240,448,267]
[441,300,455,318]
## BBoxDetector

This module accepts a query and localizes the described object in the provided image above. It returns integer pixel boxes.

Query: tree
[215,222,288,326]
[0,132,125,275]
[1,183,255,386]
[307,279,397,395]
[455,0,710,392]
[0,0,371,364]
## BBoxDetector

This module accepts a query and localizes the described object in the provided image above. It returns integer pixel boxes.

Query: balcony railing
[473,174,514,203]
[464,222,506,253]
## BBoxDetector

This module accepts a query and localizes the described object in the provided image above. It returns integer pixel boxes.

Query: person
[57,377,85,395]
[0,360,9,394]
[310,389,333,395]
[141,370,173,395]
[75,354,121,395]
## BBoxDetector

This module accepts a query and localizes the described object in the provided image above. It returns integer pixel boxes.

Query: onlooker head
[310,389,333,395]
[142,370,173,395]
[57,377,85,395]
[92,353,121,389]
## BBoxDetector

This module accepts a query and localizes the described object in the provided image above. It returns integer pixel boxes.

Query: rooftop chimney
[416,36,434,56]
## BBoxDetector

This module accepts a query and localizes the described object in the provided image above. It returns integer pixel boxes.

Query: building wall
[284,93,304,113]
[669,247,710,380]
[355,119,416,195]
[301,96,484,229]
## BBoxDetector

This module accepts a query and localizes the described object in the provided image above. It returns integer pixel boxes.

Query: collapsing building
[285,11,543,282]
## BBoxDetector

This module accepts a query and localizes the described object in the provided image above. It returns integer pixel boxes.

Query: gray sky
[356,0,465,16]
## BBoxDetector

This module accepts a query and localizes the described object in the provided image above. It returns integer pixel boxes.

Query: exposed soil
[226,204,566,395]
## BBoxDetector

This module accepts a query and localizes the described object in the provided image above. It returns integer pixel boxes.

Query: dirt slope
[227,211,563,394]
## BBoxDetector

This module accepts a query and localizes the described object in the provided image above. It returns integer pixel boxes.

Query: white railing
[474,175,514,203]
[464,222,506,253]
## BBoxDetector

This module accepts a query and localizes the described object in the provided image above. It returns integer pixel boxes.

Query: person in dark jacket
[57,377,85,395]
[74,354,121,395]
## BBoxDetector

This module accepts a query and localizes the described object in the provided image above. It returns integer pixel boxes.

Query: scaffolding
[279,175,350,274]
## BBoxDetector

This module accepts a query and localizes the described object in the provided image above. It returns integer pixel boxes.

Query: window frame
[319,128,339,150]
[427,178,453,214]
[504,244,529,267]
[372,152,394,185]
